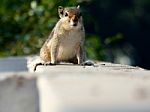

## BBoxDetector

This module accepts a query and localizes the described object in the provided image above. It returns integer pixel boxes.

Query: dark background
[0,0,150,69]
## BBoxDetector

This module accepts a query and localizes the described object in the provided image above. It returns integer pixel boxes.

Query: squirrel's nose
[72,15,78,23]
[73,23,77,26]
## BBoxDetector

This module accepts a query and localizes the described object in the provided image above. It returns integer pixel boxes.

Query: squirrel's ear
[77,5,80,9]
[58,6,64,18]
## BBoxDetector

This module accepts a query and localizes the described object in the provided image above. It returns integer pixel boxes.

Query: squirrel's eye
[65,13,68,17]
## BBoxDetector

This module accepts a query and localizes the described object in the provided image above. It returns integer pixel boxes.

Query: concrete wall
[0,73,39,112]
[0,57,27,72]
[0,57,150,112]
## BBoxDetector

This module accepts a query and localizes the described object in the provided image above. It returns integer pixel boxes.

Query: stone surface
[0,57,28,72]
[0,56,150,112]
[0,73,39,112]
[36,64,150,112]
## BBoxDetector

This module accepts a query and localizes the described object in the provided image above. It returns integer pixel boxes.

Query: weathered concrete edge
[0,72,39,112]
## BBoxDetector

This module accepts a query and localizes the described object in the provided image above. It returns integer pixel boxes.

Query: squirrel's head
[58,6,83,30]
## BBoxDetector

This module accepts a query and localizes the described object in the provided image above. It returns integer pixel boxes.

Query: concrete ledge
[31,56,150,112]
[0,57,28,72]
[0,56,150,112]
[0,73,39,112]
[37,69,150,112]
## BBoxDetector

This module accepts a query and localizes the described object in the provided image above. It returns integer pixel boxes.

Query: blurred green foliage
[0,0,106,60]
[0,0,105,60]
[1,0,150,68]
[0,0,80,56]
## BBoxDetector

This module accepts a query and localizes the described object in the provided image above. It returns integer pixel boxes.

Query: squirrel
[34,6,93,71]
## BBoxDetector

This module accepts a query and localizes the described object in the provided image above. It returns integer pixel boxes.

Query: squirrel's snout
[70,15,79,26]
[70,21,78,27]
[73,23,77,26]
[72,15,78,22]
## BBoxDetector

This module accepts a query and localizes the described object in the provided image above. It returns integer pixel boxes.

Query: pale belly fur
[57,31,82,61]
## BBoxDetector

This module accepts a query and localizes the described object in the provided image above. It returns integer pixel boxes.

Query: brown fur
[37,6,85,67]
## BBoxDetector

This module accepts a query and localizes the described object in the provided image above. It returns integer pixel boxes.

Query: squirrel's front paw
[44,62,56,66]
[50,60,56,65]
